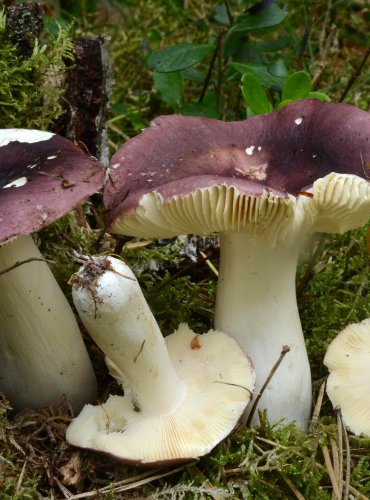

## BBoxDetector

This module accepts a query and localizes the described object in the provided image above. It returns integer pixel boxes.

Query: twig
[199,31,225,103]
[245,345,290,427]
[298,5,314,69]
[339,47,370,102]
[308,380,326,434]
[0,257,55,276]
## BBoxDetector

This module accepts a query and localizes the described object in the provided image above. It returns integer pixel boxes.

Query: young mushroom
[103,100,370,429]
[324,319,370,437]
[0,129,104,411]
[67,256,255,465]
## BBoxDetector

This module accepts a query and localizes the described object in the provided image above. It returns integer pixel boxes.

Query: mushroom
[324,319,370,436]
[0,129,104,411]
[67,256,255,465]
[103,100,370,429]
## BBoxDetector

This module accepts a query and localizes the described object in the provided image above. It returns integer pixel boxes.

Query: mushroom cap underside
[324,319,370,436]
[66,323,255,465]
[107,173,370,242]
[0,129,104,243]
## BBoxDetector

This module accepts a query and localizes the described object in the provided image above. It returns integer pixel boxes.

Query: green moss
[298,226,369,379]
[0,10,73,129]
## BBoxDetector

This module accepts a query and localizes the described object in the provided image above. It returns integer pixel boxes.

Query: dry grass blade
[15,458,27,493]
[330,437,342,499]
[337,411,344,498]
[322,444,341,499]
[280,473,305,500]
[340,411,351,500]
[67,463,196,499]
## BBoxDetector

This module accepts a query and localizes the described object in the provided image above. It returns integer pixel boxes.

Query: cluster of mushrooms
[0,99,369,465]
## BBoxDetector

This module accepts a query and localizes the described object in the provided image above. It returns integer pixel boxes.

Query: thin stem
[224,0,234,25]
[245,346,290,427]
[199,31,225,103]
[339,47,370,102]
[297,5,314,69]
[0,257,55,276]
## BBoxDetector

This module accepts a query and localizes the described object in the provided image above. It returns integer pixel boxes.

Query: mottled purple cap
[103,100,370,236]
[0,130,104,243]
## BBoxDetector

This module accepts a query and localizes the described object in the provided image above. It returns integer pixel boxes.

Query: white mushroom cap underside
[310,173,370,233]
[67,323,255,464]
[112,185,297,243]
[111,174,370,242]
[324,319,370,436]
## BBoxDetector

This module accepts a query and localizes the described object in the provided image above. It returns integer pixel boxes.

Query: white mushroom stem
[215,232,312,429]
[72,257,187,417]
[0,234,97,411]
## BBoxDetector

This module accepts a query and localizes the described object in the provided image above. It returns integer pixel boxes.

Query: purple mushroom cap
[104,99,370,227]
[0,130,104,243]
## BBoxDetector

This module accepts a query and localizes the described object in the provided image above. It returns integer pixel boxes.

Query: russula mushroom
[67,256,255,465]
[103,100,370,429]
[324,319,370,436]
[0,129,104,411]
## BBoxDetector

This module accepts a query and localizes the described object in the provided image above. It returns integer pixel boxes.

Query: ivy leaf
[241,72,272,114]
[147,43,214,73]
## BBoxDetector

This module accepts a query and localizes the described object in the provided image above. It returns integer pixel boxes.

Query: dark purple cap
[0,130,104,243]
[103,100,370,231]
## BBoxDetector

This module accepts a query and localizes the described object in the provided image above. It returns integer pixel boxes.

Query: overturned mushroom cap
[0,129,104,243]
[67,323,255,465]
[324,319,370,436]
[104,99,370,239]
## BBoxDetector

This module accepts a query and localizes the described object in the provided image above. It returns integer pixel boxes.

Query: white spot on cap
[0,129,54,147]
[257,146,262,151]
[47,155,57,160]
[3,176,28,189]
[27,163,38,169]
[312,154,318,158]
[295,117,303,125]
[245,146,255,155]
[110,162,120,169]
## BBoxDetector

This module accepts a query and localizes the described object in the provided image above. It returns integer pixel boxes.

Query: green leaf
[241,72,272,114]
[153,70,184,108]
[224,5,288,57]
[307,91,331,102]
[229,4,288,33]
[282,71,311,101]
[231,61,286,89]
[179,92,220,119]
[147,43,214,73]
